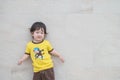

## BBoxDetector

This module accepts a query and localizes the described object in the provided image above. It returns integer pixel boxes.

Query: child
[18,22,64,80]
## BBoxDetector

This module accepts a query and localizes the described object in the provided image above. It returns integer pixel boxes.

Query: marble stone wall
[0,0,120,80]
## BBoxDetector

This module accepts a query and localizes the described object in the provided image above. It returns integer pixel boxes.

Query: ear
[31,32,34,38]
[31,32,34,35]
[44,34,47,38]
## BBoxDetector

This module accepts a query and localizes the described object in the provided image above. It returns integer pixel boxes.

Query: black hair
[30,22,47,34]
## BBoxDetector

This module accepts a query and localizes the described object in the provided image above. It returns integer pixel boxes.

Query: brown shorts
[33,68,55,80]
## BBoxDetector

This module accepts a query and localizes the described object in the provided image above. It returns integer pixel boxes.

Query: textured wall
[0,0,120,80]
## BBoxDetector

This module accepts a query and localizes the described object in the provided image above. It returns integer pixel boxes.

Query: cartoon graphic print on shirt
[33,47,44,59]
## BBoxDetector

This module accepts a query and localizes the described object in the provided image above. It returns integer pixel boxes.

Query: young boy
[18,22,64,80]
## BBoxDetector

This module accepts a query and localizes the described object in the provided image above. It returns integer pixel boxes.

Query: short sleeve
[46,40,54,52]
[25,43,30,55]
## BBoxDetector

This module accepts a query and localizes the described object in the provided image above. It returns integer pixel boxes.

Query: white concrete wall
[0,0,120,80]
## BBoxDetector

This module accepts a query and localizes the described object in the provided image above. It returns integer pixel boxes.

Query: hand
[17,54,29,65]
[59,56,64,63]
[50,50,65,63]
[18,59,23,65]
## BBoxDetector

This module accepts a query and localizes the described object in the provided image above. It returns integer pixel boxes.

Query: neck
[32,39,44,43]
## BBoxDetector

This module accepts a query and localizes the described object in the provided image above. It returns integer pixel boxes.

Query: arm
[50,49,64,63]
[18,54,30,65]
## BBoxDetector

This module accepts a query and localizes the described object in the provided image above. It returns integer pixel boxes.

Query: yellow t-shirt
[25,40,54,72]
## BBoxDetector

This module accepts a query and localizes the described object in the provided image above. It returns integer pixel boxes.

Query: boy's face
[32,28,45,42]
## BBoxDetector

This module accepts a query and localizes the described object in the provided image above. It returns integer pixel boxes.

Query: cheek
[33,33,37,36]
[32,34,37,39]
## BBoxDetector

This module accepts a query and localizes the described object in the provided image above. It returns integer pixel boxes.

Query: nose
[38,33,43,37]
[38,33,42,35]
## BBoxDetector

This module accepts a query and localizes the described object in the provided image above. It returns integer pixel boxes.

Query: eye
[36,32,39,34]
[41,32,44,34]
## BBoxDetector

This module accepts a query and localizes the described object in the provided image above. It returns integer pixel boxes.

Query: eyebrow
[36,28,44,33]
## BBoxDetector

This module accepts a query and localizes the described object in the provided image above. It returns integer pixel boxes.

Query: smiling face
[32,28,45,42]
[30,22,47,42]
